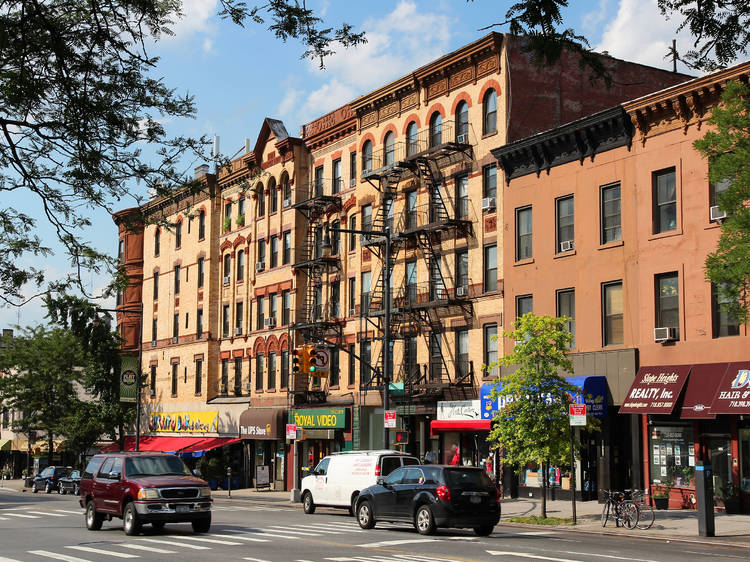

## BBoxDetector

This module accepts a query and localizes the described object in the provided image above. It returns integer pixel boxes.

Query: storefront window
[648,424,695,488]
[740,428,750,492]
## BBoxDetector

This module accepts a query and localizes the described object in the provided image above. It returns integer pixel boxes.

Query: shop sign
[711,362,750,413]
[569,404,586,426]
[437,400,481,421]
[149,411,218,433]
[239,409,284,439]
[289,407,346,429]
[619,365,691,414]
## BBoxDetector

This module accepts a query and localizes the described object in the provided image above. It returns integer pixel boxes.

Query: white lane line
[176,536,242,545]
[295,524,363,533]
[556,552,652,562]
[5,513,40,519]
[0,516,8,520]
[0,556,24,562]
[66,546,138,559]
[486,552,580,562]
[243,558,271,562]
[209,533,270,543]
[357,538,437,547]
[54,510,83,515]
[27,511,67,517]
[28,551,90,562]
[265,526,319,536]
[136,538,210,550]
[225,529,300,540]
[120,544,176,554]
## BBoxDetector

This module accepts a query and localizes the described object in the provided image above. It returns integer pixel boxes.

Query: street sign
[569,404,586,426]
[311,347,330,376]
[286,423,297,440]
[384,410,397,428]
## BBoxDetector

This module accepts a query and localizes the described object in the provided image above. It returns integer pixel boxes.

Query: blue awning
[480,375,608,420]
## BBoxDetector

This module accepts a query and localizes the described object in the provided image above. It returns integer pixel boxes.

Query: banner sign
[149,411,218,433]
[119,355,138,403]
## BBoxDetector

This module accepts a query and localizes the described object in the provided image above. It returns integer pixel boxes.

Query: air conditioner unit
[255,263,265,272]
[151,340,157,348]
[560,240,574,252]
[223,275,231,285]
[456,286,468,297]
[264,318,276,328]
[359,234,370,245]
[654,327,677,343]
[481,197,496,211]
[245,382,252,390]
[220,385,228,395]
[456,133,469,144]
[283,198,291,208]
[234,327,242,336]
[172,336,178,344]
[710,205,727,222]
[350,178,356,188]
[348,308,356,317]
[435,288,447,300]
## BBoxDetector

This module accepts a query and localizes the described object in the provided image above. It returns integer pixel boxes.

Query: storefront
[239,408,286,490]
[288,406,349,487]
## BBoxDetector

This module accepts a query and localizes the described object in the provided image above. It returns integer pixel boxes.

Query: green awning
[0,439,11,451]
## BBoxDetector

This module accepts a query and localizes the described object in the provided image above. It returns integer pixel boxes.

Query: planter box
[653,497,669,510]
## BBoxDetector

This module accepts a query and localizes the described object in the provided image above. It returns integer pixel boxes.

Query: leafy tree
[486,313,581,519]
[0,326,84,466]
[694,80,750,324]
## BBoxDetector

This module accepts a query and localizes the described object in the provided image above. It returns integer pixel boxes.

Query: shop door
[707,434,732,499]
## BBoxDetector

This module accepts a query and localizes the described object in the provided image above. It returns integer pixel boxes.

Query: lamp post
[322,226,392,449]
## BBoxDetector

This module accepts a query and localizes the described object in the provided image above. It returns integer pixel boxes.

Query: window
[235,301,243,334]
[361,271,371,313]
[429,333,442,380]
[282,175,292,204]
[257,189,266,217]
[384,131,395,166]
[198,210,206,239]
[349,216,357,250]
[174,265,180,294]
[153,272,159,300]
[331,281,341,317]
[223,253,231,284]
[330,348,340,387]
[455,101,469,141]
[484,244,497,292]
[256,295,265,330]
[360,340,371,385]
[175,220,182,248]
[600,182,622,244]
[313,284,323,320]
[348,277,356,315]
[483,88,497,134]
[257,239,266,269]
[195,359,202,394]
[556,195,574,252]
[270,235,278,268]
[516,294,533,318]
[348,343,356,386]
[484,324,498,377]
[404,336,417,379]
[709,173,731,211]
[222,305,230,338]
[405,191,417,229]
[362,204,372,231]
[236,250,245,281]
[557,289,576,348]
[197,258,204,288]
[314,165,324,197]
[268,352,276,389]
[171,363,178,395]
[332,158,342,193]
[516,206,532,261]
[331,220,340,255]
[653,168,677,233]
[118,239,124,261]
[429,112,442,147]
[655,272,680,339]
[349,151,357,187]
[269,292,277,324]
[154,229,160,256]
[196,308,203,339]
[255,353,264,391]
[234,357,242,394]
[281,349,289,388]
[405,260,417,304]
[456,174,469,219]
[224,201,232,226]
[238,197,245,219]
[362,141,373,172]
[270,181,278,213]
[282,231,291,264]
[221,358,229,392]
[172,314,179,343]
[282,290,291,325]
[602,281,623,346]
[456,250,469,294]
[712,284,740,338]
[150,365,156,395]
[456,329,469,380]
[116,290,122,306]
[483,164,497,200]
[406,121,418,156]
[152,317,158,345]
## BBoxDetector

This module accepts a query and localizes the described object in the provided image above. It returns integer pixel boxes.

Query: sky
[0,0,715,328]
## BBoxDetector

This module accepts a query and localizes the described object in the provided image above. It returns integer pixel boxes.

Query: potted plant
[652,479,672,509]
[223,216,231,233]
[199,457,224,491]
[721,483,741,514]
[236,213,245,227]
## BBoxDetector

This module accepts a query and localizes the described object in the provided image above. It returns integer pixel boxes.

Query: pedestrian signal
[394,430,409,445]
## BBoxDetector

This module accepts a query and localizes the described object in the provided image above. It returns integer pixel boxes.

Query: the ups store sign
[239,408,285,439]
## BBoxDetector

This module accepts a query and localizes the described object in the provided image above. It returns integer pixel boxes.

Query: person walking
[449,444,460,466]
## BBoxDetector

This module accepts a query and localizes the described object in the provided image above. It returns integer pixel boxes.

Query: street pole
[135,302,143,452]
[569,425,577,525]
[383,228,391,451]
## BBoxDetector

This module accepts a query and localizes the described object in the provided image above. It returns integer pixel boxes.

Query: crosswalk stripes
[225,528,301,540]
[209,533,269,542]
[0,516,8,520]
[177,535,243,546]
[27,511,67,517]
[5,513,39,519]
[265,525,320,536]
[135,538,210,550]
[0,556,22,562]
[28,551,90,562]
[485,552,580,562]
[64,546,138,559]
[53,510,83,515]
[120,543,176,554]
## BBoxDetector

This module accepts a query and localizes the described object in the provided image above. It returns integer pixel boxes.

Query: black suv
[355,465,500,536]
[32,466,71,494]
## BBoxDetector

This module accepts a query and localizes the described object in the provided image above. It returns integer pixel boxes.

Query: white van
[301,450,419,514]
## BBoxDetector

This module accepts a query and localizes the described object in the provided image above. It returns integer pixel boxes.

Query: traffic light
[394,430,409,446]
[292,347,302,375]
[308,346,318,375]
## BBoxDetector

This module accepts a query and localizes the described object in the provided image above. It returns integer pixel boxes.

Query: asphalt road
[1,489,748,562]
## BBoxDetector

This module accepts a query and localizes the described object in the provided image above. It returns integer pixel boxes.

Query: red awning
[100,436,207,453]
[179,437,242,454]
[710,362,750,414]
[680,363,728,419]
[430,420,491,436]
[619,365,692,414]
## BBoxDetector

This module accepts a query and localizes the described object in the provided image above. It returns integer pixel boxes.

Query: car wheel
[85,501,103,531]
[415,505,436,535]
[349,493,359,517]
[474,524,494,536]
[32,482,38,493]
[357,500,375,530]
[45,482,52,494]
[123,502,142,536]
[58,486,65,495]
[191,516,211,533]
[151,521,166,530]
[73,484,79,496]
[302,491,316,514]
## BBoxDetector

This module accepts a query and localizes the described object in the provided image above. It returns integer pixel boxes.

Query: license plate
[470,496,481,504]
[176,504,190,513]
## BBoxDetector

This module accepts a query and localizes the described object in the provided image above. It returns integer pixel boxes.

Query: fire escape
[360,120,476,409]
[290,176,343,405]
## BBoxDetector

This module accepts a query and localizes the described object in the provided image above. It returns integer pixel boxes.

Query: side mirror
[376,476,385,486]
[192,469,201,477]
[108,471,121,480]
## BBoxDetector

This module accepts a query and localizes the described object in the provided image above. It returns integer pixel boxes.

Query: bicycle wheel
[636,503,655,530]
[601,501,610,527]
[620,501,638,529]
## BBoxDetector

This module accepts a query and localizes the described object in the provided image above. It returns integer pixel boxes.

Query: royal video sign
[288,407,346,429]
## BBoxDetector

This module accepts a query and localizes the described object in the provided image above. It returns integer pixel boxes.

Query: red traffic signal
[394,430,408,445]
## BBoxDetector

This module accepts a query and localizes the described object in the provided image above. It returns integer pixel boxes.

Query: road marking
[265,525,319,535]
[556,552,652,562]
[242,558,271,562]
[226,528,300,540]
[486,552,580,562]
[121,544,176,554]
[177,536,243,545]
[0,516,8,520]
[5,513,40,519]
[209,533,269,543]
[66,546,139,558]
[357,538,437,547]
[27,511,67,517]
[136,538,210,550]
[295,524,363,533]
[28,551,91,562]
[0,556,24,562]
[54,510,83,515]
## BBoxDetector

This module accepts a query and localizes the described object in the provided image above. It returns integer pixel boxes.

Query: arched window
[384,132,395,166]
[154,229,160,256]
[223,253,231,283]
[456,101,469,142]
[236,249,245,282]
[198,210,206,239]
[406,122,418,156]
[362,140,373,172]
[281,173,291,205]
[483,89,497,135]
[429,112,442,147]
[268,177,278,213]
[257,183,265,217]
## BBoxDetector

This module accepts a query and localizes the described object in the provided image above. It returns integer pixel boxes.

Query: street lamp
[323,224,393,449]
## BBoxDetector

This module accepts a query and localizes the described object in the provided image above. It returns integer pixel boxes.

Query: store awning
[0,439,11,451]
[709,362,750,414]
[619,365,692,414]
[679,363,728,419]
[179,437,242,457]
[101,436,207,453]
[239,408,285,440]
[430,420,491,436]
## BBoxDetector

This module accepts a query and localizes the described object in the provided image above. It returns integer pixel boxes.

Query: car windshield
[125,456,191,477]
[444,468,492,489]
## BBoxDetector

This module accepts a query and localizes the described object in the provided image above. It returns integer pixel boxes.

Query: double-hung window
[600,182,621,243]
[516,206,532,261]
[556,195,574,252]
[653,168,677,233]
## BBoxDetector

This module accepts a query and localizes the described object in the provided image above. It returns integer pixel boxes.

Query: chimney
[194,164,209,179]
[245,138,251,153]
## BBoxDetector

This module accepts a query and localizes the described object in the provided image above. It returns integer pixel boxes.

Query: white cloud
[298,80,358,123]
[582,0,610,34]
[202,37,214,53]
[170,0,218,37]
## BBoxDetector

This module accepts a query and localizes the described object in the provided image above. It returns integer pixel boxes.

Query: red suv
[79,452,212,535]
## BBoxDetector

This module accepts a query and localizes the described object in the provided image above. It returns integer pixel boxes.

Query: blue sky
[1,0,705,328]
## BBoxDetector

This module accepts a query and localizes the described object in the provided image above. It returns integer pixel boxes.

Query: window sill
[482,131,498,140]
[482,289,502,297]
[194,392,202,397]
[347,385,356,390]
[648,228,682,241]
[171,394,178,398]
[598,240,624,250]
[266,389,276,393]
[514,258,534,266]
[704,222,722,230]
[329,385,340,391]
[553,250,576,259]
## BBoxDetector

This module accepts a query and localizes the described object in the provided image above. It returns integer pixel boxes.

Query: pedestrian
[449,444,460,466]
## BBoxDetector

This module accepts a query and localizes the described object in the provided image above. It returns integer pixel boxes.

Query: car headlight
[199,487,211,498]
[137,488,160,500]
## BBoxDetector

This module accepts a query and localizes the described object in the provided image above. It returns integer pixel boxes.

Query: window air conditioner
[435,288,447,300]
[456,286,468,297]
[710,205,727,222]
[255,263,265,272]
[234,327,242,336]
[245,382,252,390]
[264,318,276,329]
[456,133,469,144]
[348,308,356,317]
[350,178,356,188]
[283,198,291,208]
[654,327,677,343]
[559,240,574,252]
[220,385,228,395]
[481,197,496,211]
[223,275,231,285]
[172,336,178,344]
[151,340,157,348]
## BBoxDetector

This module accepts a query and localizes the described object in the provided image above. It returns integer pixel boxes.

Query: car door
[310,457,331,504]
[394,467,424,518]
[374,467,405,518]
[102,457,125,514]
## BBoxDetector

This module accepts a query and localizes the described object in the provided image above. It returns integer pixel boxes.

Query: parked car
[58,469,81,495]
[78,452,212,535]
[355,464,500,536]
[31,466,71,494]
[301,450,419,515]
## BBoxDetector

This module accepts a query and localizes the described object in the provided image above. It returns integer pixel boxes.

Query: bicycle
[627,489,655,530]
[601,490,638,529]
